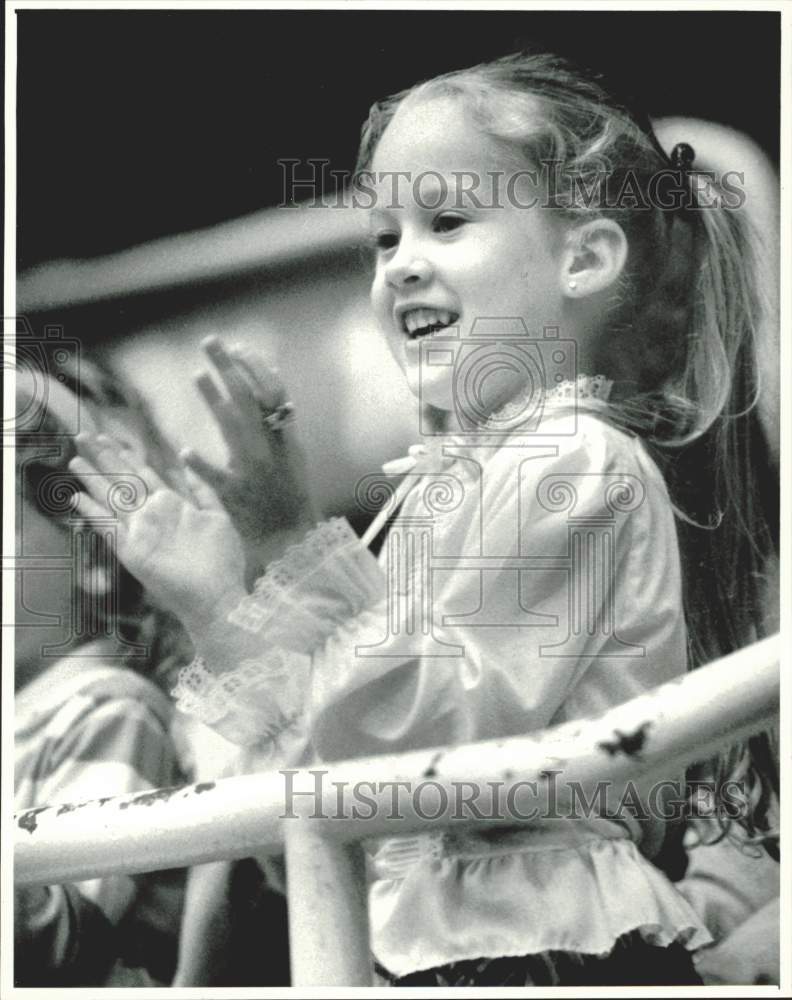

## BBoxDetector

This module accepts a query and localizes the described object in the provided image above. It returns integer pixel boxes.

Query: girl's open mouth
[401,308,459,340]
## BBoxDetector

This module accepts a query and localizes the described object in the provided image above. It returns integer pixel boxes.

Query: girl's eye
[432,214,466,234]
[372,231,399,252]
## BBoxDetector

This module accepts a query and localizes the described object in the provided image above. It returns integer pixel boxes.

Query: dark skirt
[377,931,702,987]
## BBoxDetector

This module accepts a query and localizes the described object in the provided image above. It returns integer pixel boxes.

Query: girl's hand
[182,337,319,580]
[69,432,247,630]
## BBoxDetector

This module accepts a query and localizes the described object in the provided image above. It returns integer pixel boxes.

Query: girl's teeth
[403,308,456,334]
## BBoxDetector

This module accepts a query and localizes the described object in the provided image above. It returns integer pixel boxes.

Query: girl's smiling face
[368,96,567,417]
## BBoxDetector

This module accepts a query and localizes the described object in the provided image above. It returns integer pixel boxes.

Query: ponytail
[664,175,779,854]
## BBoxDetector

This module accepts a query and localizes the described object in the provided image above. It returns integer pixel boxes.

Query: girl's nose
[384,252,433,290]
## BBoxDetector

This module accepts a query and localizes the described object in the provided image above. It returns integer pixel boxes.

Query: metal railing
[15,635,780,985]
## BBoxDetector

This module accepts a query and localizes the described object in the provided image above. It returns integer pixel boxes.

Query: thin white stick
[358,473,418,550]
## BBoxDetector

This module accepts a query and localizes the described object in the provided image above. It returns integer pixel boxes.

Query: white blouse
[174,386,712,976]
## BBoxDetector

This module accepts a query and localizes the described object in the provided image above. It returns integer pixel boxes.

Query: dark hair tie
[670,142,696,172]
[669,142,697,219]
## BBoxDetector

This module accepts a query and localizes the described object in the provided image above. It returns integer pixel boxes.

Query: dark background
[17,9,780,271]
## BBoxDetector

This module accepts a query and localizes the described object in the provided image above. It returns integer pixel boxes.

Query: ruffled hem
[378,921,711,978]
[227,517,385,653]
[369,836,713,978]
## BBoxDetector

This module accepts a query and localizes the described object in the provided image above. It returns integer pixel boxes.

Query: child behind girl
[14,358,190,986]
[70,52,775,985]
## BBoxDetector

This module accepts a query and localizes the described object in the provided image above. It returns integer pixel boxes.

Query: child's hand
[182,337,318,579]
[693,896,780,985]
[69,432,247,630]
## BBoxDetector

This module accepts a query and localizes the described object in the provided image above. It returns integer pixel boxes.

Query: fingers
[71,491,128,546]
[203,336,259,412]
[74,430,111,466]
[76,432,128,476]
[194,375,261,460]
[199,337,264,452]
[69,453,115,510]
[88,432,168,489]
[68,456,129,547]
[73,432,170,509]
[179,450,226,509]
[197,339,304,487]
[226,346,300,466]
[194,370,246,447]
[227,344,287,410]
[197,337,296,464]
[72,489,108,523]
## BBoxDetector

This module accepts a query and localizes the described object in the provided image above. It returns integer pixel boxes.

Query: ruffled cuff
[172,652,309,747]
[227,517,385,653]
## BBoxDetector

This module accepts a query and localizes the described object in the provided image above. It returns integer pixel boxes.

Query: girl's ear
[560,219,628,298]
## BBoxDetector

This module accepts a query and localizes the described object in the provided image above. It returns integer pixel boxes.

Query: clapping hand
[182,337,318,582]
[69,432,247,632]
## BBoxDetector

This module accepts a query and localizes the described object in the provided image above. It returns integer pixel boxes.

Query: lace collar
[383,376,613,477]
[480,373,612,433]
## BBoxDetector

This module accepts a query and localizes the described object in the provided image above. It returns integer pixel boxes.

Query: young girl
[70,52,776,985]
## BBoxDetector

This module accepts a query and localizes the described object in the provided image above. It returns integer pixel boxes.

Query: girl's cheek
[370,271,391,316]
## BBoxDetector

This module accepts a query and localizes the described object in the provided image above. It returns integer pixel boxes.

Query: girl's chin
[403,366,456,413]
[404,365,531,424]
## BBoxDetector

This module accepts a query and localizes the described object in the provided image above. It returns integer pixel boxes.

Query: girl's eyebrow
[366,207,396,227]
[410,174,489,211]
[368,171,455,212]
[366,172,488,213]
[415,177,446,203]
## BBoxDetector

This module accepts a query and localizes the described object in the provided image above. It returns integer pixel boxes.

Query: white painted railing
[15,635,780,986]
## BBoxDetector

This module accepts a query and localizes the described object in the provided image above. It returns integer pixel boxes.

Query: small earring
[568,279,577,290]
